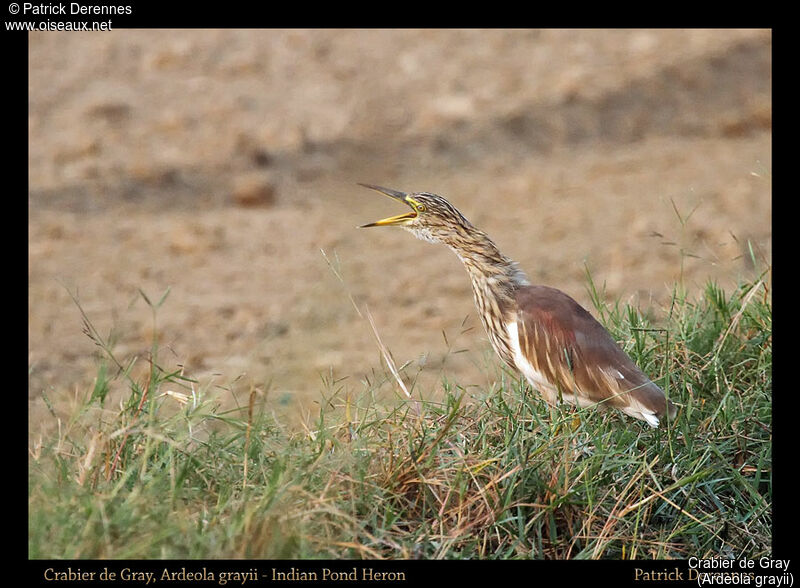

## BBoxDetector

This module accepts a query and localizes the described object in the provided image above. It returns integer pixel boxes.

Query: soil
[28,29,772,430]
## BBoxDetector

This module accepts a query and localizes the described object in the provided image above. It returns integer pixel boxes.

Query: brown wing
[514,285,676,423]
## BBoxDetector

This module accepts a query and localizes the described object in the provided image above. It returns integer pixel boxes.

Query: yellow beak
[358,183,417,227]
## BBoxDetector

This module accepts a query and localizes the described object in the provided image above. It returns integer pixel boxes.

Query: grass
[28,269,772,560]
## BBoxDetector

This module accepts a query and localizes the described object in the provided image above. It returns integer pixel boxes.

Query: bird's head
[358,183,472,245]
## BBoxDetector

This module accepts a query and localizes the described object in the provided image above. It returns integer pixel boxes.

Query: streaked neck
[445,227,530,304]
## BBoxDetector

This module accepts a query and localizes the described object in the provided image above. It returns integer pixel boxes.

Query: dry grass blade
[76,431,102,486]
[590,456,657,558]
[243,385,257,490]
[714,279,764,352]
[364,305,422,417]
[105,364,152,481]
[322,248,422,417]
[320,248,363,319]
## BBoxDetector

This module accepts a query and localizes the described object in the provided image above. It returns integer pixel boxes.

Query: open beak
[358,183,417,227]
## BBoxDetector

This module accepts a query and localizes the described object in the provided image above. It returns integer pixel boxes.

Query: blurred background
[28,29,771,430]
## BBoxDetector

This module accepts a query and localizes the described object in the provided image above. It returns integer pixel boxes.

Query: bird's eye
[416,204,426,212]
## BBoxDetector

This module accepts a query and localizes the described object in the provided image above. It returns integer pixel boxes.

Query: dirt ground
[28,29,771,431]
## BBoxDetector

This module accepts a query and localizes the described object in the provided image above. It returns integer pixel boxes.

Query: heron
[359,183,676,427]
